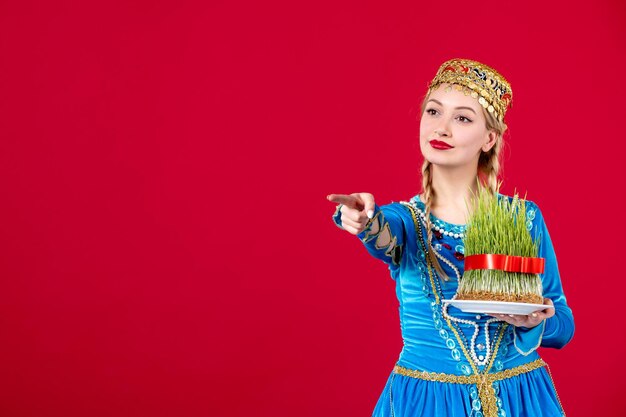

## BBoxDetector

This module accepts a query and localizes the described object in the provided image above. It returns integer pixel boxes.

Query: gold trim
[544,361,566,415]
[374,222,392,249]
[398,202,565,417]
[427,58,512,122]
[402,202,507,369]
[360,210,382,242]
[393,359,547,417]
[401,201,511,417]
[384,235,400,262]
[360,210,403,266]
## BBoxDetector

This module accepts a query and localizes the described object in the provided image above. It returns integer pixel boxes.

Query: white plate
[442,299,554,315]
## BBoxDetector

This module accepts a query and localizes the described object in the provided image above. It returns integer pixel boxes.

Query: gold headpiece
[427,58,512,122]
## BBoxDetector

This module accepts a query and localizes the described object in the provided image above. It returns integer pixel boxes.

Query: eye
[457,115,473,123]
[425,108,437,115]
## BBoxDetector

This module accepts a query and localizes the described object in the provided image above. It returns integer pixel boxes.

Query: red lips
[429,140,454,150]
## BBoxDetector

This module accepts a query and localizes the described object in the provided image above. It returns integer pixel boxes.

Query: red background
[1,1,624,416]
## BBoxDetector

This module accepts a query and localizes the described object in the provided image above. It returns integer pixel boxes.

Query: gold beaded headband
[427,58,513,122]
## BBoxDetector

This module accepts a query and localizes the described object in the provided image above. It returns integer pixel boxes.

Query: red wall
[1,1,624,416]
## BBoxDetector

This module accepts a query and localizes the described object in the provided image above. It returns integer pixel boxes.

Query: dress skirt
[372,365,564,417]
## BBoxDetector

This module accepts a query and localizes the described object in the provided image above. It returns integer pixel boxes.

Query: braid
[421,160,450,281]
[421,159,434,244]
[482,144,501,194]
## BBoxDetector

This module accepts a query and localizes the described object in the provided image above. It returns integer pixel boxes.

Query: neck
[429,164,480,212]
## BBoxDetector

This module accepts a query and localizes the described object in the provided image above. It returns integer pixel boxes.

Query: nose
[433,119,451,137]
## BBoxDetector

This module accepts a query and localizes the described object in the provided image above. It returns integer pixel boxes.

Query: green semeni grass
[457,183,543,304]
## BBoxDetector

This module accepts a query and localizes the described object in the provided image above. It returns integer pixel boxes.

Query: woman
[327,58,574,417]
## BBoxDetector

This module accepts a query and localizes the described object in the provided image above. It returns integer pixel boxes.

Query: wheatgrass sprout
[456,184,543,304]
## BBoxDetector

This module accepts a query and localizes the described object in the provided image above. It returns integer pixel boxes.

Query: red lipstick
[429,140,454,150]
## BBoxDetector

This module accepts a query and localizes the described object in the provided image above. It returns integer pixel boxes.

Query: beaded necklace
[411,201,505,367]
[411,198,467,239]
[403,201,508,374]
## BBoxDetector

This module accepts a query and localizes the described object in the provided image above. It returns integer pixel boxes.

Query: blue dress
[332,194,575,417]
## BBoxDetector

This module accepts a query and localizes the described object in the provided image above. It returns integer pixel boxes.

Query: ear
[482,130,498,153]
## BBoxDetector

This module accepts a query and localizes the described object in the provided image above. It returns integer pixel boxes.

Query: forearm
[332,203,405,268]
[541,302,575,348]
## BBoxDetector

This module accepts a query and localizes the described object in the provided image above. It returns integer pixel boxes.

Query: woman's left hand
[487,298,555,328]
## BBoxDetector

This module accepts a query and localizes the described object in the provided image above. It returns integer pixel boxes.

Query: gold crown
[427,58,513,122]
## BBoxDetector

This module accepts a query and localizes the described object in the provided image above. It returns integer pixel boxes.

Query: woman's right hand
[327,193,376,235]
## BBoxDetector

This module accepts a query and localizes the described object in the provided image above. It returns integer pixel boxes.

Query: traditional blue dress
[332,194,574,417]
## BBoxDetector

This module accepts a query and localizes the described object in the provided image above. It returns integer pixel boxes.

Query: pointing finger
[327,194,362,210]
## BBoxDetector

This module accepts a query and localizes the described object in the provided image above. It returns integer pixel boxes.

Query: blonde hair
[418,87,508,280]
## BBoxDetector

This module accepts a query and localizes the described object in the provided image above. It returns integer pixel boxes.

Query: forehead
[427,83,481,111]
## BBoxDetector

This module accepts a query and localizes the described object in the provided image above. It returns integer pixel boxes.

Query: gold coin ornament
[427,58,513,122]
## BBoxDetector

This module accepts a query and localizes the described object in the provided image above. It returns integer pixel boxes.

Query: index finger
[327,194,359,208]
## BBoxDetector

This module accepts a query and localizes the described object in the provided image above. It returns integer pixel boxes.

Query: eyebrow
[426,99,476,115]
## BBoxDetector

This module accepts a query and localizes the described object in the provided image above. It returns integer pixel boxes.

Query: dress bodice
[332,193,574,376]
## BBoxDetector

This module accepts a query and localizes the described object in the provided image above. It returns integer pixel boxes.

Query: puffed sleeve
[332,203,407,276]
[513,201,575,355]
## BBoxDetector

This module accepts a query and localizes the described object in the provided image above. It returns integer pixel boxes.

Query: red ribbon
[464,254,545,274]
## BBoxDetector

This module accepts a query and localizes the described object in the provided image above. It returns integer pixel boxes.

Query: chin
[426,159,457,168]
[422,150,455,166]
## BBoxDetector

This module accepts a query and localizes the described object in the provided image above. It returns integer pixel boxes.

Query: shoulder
[374,196,423,225]
[377,194,422,210]
[378,199,415,217]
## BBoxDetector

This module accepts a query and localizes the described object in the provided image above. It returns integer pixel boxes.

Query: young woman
[327,58,574,417]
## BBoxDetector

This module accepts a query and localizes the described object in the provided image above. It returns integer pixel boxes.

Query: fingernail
[367,210,374,219]
[508,314,514,317]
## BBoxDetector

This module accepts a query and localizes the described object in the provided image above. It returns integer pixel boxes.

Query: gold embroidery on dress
[393,358,548,417]
[361,211,402,266]
[360,211,382,243]
[390,201,565,417]
[402,202,508,417]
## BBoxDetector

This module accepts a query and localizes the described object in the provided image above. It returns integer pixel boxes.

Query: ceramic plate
[442,299,554,315]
